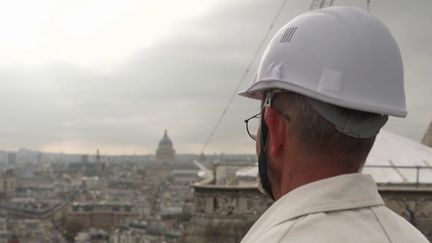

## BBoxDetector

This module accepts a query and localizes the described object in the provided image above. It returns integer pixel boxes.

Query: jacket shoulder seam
[276,217,303,242]
[369,207,392,243]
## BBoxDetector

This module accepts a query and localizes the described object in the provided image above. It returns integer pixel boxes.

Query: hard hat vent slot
[280,26,298,43]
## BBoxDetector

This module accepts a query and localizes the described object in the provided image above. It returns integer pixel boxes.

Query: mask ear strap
[263,92,273,108]
[258,91,274,199]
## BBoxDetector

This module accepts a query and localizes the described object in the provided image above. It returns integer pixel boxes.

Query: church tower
[156,130,176,163]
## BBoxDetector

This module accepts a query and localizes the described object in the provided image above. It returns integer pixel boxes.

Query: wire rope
[200,0,289,155]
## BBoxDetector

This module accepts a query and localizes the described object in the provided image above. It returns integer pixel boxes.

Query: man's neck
[270,155,360,200]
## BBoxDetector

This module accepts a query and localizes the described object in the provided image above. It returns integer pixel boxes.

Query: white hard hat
[239,6,406,118]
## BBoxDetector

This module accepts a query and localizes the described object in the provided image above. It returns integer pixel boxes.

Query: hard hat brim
[239,79,407,118]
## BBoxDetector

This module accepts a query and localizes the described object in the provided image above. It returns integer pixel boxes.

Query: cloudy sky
[0,0,431,155]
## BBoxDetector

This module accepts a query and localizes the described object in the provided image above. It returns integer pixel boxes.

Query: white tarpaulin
[364,130,432,184]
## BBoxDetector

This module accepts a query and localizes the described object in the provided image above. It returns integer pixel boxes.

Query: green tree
[64,219,84,241]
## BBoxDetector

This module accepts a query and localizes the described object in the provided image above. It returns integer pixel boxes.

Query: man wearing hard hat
[239,6,429,243]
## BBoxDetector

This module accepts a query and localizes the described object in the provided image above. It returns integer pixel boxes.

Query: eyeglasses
[244,109,291,141]
[244,112,261,141]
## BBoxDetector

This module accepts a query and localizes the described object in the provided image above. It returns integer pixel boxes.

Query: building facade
[181,163,272,243]
[0,170,16,199]
[68,203,138,228]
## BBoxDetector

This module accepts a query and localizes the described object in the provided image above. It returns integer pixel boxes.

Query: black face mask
[258,107,275,200]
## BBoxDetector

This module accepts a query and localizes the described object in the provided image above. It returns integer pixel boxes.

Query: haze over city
[0,0,431,155]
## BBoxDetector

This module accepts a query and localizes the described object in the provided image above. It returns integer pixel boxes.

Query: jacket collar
[247,173,384,235]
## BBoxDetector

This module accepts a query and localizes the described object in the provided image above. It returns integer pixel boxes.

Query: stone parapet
[379,184,432,240]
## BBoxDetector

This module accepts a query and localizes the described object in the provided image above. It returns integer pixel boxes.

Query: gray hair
[272,92,376,164]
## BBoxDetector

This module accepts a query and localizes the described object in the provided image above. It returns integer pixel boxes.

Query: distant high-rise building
[422,120,432,148]
[6,153,16,165]
[96,150,102,176]
[80,154,89,176]
[0,170,16,199]
[156,130,176,163]
[81,155,88,164]
[37,152,43,164]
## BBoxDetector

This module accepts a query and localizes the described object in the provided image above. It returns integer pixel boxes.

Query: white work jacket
[241,173,429,243]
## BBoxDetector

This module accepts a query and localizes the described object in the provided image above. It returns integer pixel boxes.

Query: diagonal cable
[200,0,289,154]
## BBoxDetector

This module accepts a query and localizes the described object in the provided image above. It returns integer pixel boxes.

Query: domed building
[156,130,176,163]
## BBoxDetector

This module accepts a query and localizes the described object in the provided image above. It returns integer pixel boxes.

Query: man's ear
[263,107,286,157]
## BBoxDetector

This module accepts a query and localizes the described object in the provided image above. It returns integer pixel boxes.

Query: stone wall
[182,183,432,242]
[379,185,432,241]
[181,185,272,243]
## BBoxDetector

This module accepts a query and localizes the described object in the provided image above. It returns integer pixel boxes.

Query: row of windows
[1,179,15,190]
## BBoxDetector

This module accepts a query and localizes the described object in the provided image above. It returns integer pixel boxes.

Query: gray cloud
[0,0,431,154]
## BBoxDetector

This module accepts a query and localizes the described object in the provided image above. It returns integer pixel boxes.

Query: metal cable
[200,0,289,154]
